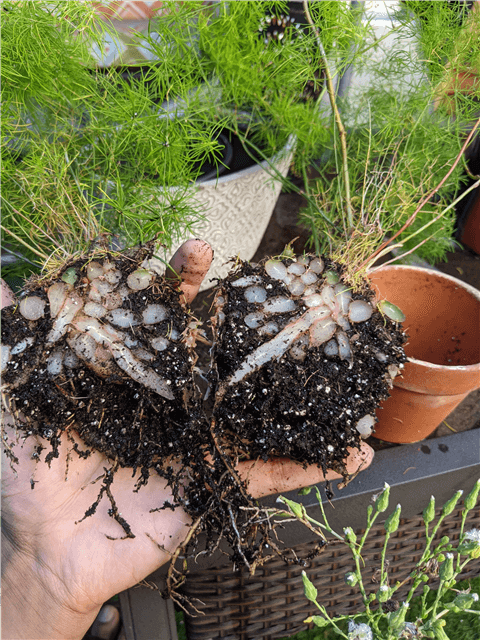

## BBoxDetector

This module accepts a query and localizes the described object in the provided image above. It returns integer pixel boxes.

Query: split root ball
[209,255,407,475]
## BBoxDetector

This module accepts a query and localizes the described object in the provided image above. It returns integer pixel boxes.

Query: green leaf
[278,497,307,519]
[302,571,318,603]
[377,300,406,322]
[310,615,330,628]
[298,486,313,496]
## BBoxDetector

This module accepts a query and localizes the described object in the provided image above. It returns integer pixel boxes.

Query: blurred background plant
[299,0,480,272]
[1,0,359,285]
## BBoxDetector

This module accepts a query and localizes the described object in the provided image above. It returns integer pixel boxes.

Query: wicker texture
[182,507,480,640]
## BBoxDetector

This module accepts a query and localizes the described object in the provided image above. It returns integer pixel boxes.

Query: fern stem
[359,117,480,271]
[303,0,353,231]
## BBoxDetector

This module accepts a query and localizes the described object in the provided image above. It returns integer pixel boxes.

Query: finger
[1,279,16,309]
[167,239,213,304]
[237,442,374,499]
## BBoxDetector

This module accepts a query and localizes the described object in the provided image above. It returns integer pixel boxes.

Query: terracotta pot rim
[369,263,480,302]
[370,263,480,372]
[405,355,480,371]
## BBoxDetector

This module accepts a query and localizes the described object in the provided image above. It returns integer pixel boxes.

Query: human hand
[1,240,373,640]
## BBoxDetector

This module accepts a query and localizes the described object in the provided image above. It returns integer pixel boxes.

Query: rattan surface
[181,507,480,640]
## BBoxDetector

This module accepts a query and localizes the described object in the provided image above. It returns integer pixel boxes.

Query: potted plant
[1,0,358,289]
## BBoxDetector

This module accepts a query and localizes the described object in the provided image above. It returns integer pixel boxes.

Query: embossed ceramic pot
[159,135,296,290]
[193,136,296,289]
[368,265,480,443]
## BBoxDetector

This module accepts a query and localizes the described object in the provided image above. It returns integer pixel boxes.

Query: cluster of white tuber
[214,255,405,440]
[1,260,187,401]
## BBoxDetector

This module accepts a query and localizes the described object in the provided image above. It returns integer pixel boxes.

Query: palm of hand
[2,416,189,614]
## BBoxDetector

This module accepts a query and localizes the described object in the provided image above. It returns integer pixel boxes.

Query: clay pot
[368,265,480,443]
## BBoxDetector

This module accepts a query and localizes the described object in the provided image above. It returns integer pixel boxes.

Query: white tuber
[107,309,139,328]
[231,276,263,287]
[142,304,168,325]
[309,317,336,347]
[356,415,375,438]
[46,293,83,343]
[47,283,69,318]
[349,300,373,323]
[127,269,153,291]
[244,286,267,304]
[245,312,265,329]
[262,296,296,314]
[264,259,288,281]
[19,296,46,321]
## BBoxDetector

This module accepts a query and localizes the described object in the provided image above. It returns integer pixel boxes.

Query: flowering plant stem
[279,480,480,640]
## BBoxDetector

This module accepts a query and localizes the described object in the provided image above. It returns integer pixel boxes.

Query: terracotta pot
[368,265,480,443]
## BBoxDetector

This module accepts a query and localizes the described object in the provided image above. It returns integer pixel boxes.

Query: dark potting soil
[1,243,211,538]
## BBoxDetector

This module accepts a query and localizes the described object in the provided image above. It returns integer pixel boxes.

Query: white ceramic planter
[158,136,296,290]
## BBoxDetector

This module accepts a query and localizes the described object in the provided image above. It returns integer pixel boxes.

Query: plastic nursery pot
[368,265,480,444]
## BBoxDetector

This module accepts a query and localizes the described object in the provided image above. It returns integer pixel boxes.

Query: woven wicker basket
[181,507,480,640]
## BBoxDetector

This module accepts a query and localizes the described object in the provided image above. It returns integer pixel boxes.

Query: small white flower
[465,528,480,544]
[348,620,373,640]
